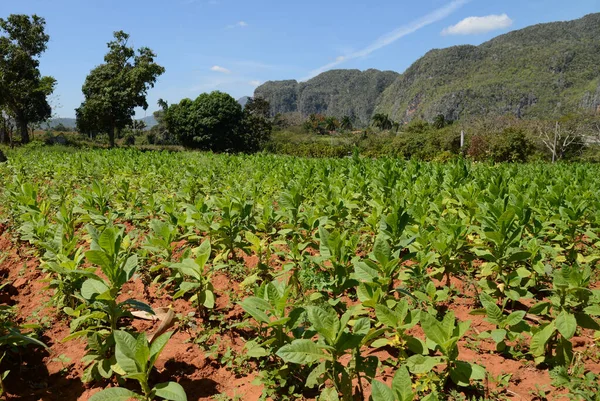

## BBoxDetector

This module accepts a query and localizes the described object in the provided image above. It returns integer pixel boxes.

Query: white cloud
[441,14,513,35]
[248,80,261,87]
[211,65,231,74]
[303,0,469,80]
[227,21,248,29]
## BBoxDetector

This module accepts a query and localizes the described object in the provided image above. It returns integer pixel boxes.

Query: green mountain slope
[376,13,600,122]
[254,69,399,125]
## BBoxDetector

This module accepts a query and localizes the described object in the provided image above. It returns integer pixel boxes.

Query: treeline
[268,112,600,162]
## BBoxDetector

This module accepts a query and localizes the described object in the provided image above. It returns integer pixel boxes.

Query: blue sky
[2,0,599,118]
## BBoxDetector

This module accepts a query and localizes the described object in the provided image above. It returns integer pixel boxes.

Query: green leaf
[505,311,526,327]
[373,235,391,266]
[114,330,142,375]
[239,297,271,325]
[319,387,339,401]
[405,354,442,374]
[150,331,173,366]
[81,278,110,300]
[555,312,577,340]
[375,305,399,328]
[479,293,503,325]
[85,250,111,270]
[420,312,448,347]
[306,306,339,344]
[490,329,507,345]
[154,381,188,401]
[203,290,215,309]
[392,365,414,401]
[530,323,556,359]
[276,339,329,364]
[194,239,211,270]
[354,261,379,282]
[88,387,142,401]
[506,252,531,264]
[371,380,395,401]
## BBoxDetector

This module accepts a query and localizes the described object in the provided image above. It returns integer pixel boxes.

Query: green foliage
[0,14,56,144]
[164,91,262,152]
[76,31,165,147]
[89,330,187,401]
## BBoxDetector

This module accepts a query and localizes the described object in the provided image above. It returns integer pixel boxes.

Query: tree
[537,121,583,162]
[0,14,56,144]
[325,116,339,132]
[240,97,272,151]
[340,116,353,131]
[76,31,164,147]
[371,113,393,130]
[164,91,244,151]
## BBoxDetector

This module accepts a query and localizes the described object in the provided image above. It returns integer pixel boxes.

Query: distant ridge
[255,13,600,124]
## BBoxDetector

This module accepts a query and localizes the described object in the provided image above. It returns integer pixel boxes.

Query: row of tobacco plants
[0,145,599,400]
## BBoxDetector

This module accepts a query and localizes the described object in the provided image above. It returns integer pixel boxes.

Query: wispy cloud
[303,0,469,81]
[248,80,261,87]
[227,21,248,29]
[442,14,513,35]
[211,65,231,74]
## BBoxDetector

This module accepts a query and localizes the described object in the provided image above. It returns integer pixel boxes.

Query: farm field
[0,146,599,401]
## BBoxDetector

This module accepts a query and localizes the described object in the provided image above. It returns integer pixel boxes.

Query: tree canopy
[0,14,56,143]
[76,31,164,147]
[163,92,272,152]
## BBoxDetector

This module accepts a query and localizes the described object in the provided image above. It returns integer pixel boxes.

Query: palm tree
[325,117,340,132]
[372,113,393,131]
[340,116,353,131]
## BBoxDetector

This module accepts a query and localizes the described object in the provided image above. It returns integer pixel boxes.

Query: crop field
[0,146,599,401]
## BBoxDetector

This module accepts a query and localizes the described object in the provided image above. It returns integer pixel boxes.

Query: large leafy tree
[0,14,56,144]
[240,97,272,152]
[164,91,244,151]
[76,31,164,147]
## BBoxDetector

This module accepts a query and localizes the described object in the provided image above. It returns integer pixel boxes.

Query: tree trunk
[109,123,116,148]
[18,118,30,144]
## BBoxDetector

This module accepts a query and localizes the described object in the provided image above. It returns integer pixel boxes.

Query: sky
[1,0,599,118]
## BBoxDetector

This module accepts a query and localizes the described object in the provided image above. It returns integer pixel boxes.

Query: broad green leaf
[530,323,556,359]
[354,261,379,282]
[88,387,142,401]
[371,380,395,401]
[150,331,173,366]
[506,252,531,264]
[306,306,339,344]
[479,293,503,325]
[392,365,414,401]
[373,235,391,266]
[114,330,142,375]
[81,278,110,300]
[319,387,339,401]
[375,305,399,328]
[195,240,211,269]
[276,339,329,364]
[420,312,448,347]
[405,354,442,374]
[85,250,111,270]
[555,311,577,340]
[154,381,188,401]
[240,297,271,325]
[505,311,526,327]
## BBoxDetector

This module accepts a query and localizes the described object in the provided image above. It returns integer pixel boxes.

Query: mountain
[43,118,77,130]
[238,96,250,108]
[255,69,399,125]
[256,13,600,125]
[376,13,600,122]
[139,115,157,129]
